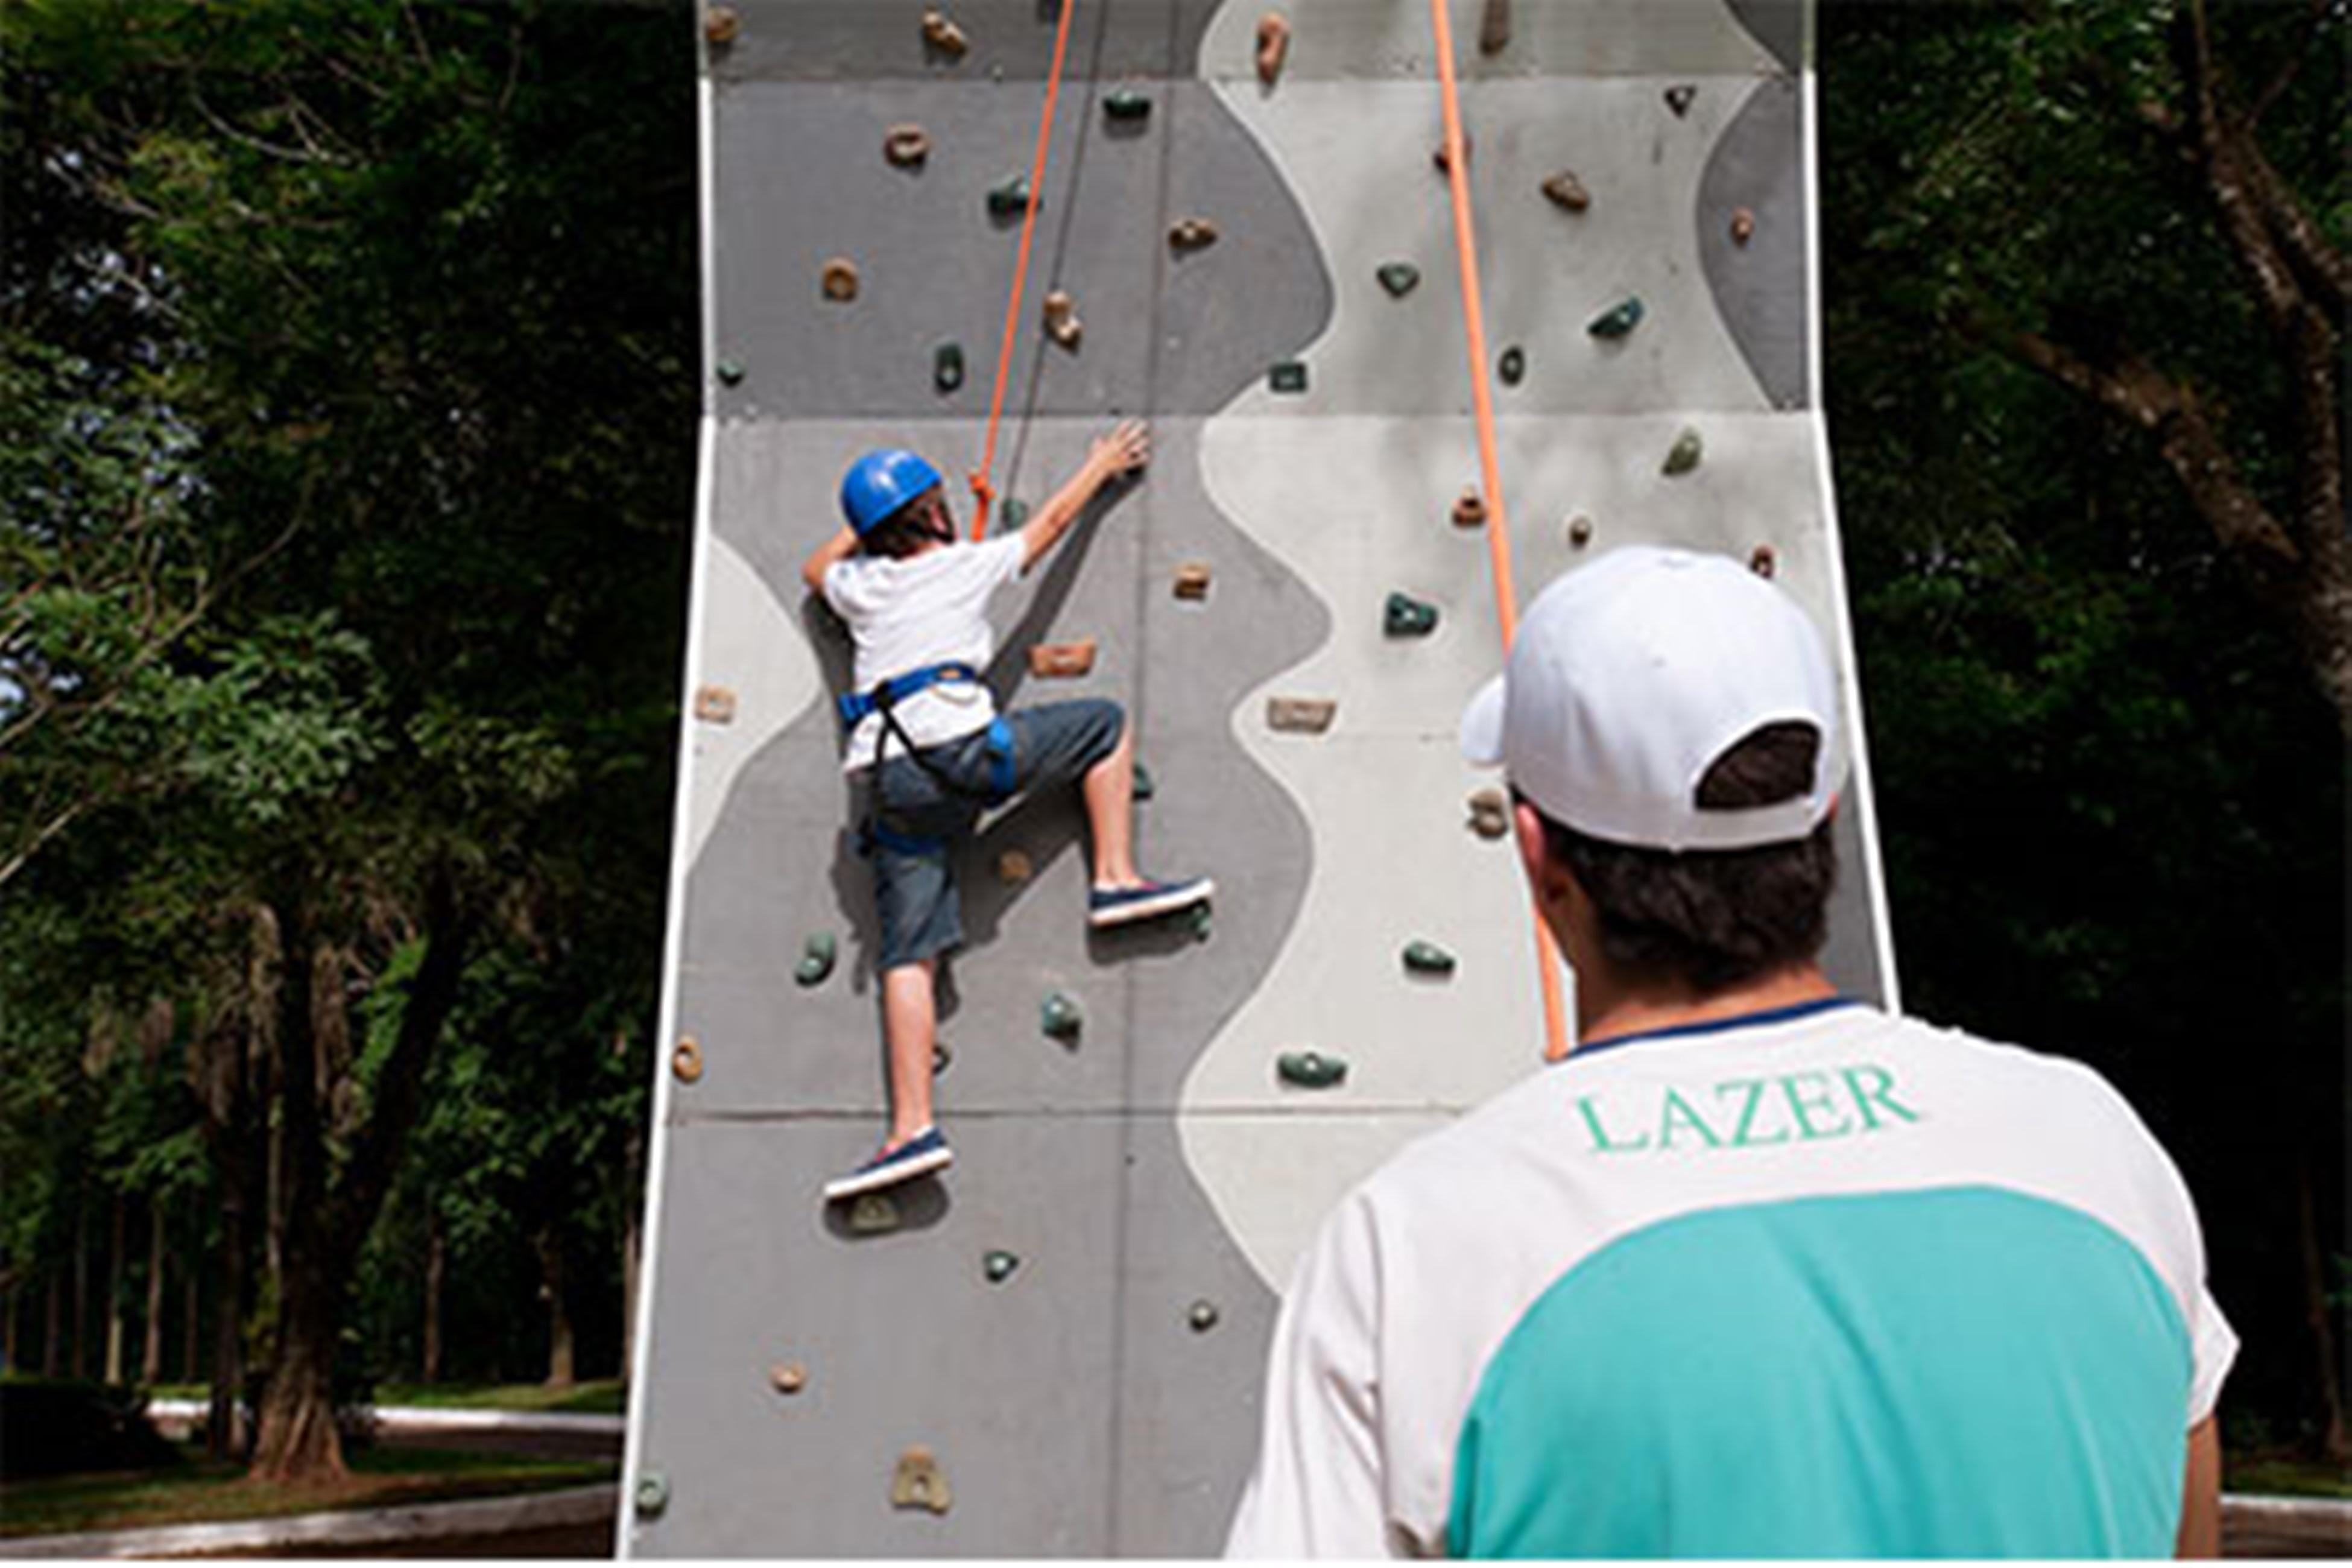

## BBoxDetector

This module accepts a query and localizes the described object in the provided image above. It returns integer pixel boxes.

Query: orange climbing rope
[1429,0,1573,1064]
[969,0,1080,539]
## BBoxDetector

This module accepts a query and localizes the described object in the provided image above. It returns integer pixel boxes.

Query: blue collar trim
[1569,996,1864,1061]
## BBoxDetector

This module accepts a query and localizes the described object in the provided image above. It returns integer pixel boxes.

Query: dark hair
[859,490,947,560]
[1526,722,1836,996]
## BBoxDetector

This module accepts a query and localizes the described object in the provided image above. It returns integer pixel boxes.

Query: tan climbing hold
[770,1362,807,1396]
[1452,487,1488,529]
[1267,697,1337,735]
[1750,543,1778,579]
[1042,289,1082,349]
[893,1446,952,1514]
[671,1037,703,1084]
[1029,638,1097,678]
[848,1193,901,1233]
[885,124,932,168]
[921,10,969,59]
[704,5,740,47]
[1467,788,1511,839]
[1255,12,1289,85]
[1566,514,1594,549]
[1730,207,1756,245]
[1433,136,1472,176]
[1168,217,1220,251]
[821,258,859,302]
[1541,170,1592,213]
[997,849,1033,886]
[693,685,738,724]
[1479,0,1512,54]
[1173,562,1213,601]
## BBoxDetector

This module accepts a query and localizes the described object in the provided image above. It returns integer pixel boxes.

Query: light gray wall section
[1696,72,1809,408]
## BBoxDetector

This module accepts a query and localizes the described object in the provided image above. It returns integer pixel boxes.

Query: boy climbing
[804,420,1213,1202]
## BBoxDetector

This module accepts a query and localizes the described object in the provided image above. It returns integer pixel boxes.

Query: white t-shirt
[1225,1001,2237,1559]
[823,534,1025,772]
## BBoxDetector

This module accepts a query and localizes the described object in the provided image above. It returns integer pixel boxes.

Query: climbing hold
[1499,346,1526,386]
[636,1472,671,1518]
[1255,12,1289,85]
[671,1038,703,1084]
[715,358,745,387]
[892,1447,952,1514]
[998,498,1030,527]
[820,258,859,302]
[1267,697,1336,734]
[1029,639,1096,678]
[704,7,740,47]
[1189,903,1213,942]
[1187,1299,1221,1332]
[1479,0,1512,54]
[1383,591,1439,638]
[1730,207,1756,245]
[795,931,836,988]
[1432,136,1472,176]
[884,124,931,169]
[1104,88,1152,124]
[1040,991,1083,1042]
[1452,487,1488,529]
[1268,359,1309,394]
[1541,171,1592,212]
[933,343,964,394]
[1588,297,1644,339]
[1467,787,1511,839]
[996,850,1032,886]
[849,1193,902,1234]
[984,1250,1020,1284]
[1042,289,1082,349]
[1665,83,1697,116]
[694,685,738,724]
[986,174,1032,220]
[933,1041,953,1075]
[1131,761,1155,801]
[920,10,969,60]
[770,1362,808,1396]
[1168,217,1220,251]
[1375,262,1421,298]
[1663,428,1704,476]
[1750,543,1777,579]
[1567,514,1595,549]
[1172,562,1213,601]
[1402,939,1458,978]
[1277,1050,1348,1089]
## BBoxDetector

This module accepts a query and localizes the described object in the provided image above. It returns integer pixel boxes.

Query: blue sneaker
[823,1126,953,1201]
[1087,875,1215,930]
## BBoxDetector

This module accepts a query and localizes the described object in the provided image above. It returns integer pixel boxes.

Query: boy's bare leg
[1082,724,1145,890]
[880,959,938,1148]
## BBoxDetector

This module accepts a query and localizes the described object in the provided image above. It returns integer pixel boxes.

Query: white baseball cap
[1458,545,1844,852]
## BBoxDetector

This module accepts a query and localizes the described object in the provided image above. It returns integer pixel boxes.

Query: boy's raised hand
[1089,419,1151,480]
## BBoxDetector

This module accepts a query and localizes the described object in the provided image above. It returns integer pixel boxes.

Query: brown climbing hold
[1452,487,1488,529]
[884,124,932,168]
[770,1362,807,1396]
[1268,697,1337,734]
[997,849,1032,886]
[1030,639,1096,678]
[671,1037,703,1084]
[1750,544,1778,579]
[704,6,740,47]
[921,9,969,60]
[1173,562,1213,601]
[693,685,738,724]
[1541,171,1592,213]
[1042,289,1082,349]
[892,1447,952,1514]
[1567,514,1595,549]
[1433,136,1472,176]
[1467,787,1511,839]
[1255,12,1289,86]
[1168,217,1220,251]
[1730,207,1756,245]
[821,258,859,302]
[1479,0,1511,55]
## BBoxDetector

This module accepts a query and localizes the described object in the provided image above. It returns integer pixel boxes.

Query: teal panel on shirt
[1447,1187,2191,1558]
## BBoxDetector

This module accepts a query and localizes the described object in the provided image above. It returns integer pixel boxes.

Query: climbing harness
[839,661,1017,855]
[968,0,1080,537]
[1429,0,1572,1064]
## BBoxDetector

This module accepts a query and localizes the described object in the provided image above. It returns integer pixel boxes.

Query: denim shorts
[865,698,1125,971]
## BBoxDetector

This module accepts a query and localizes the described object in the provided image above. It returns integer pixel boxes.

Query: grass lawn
[0,1445,616,1540]
[2225,1450,2352,1501]
[145,1379,627,1416]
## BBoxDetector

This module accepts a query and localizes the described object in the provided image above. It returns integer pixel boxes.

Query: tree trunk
[71,1201,89,1380]
[42,1270,60,1377]
[143,1193,167,1385]
[2298,1151,2349,1462]
[422,1214,445,1385]
[250,1253,346,1482]
[104,1193,127,1386]
[208,1186,246,1461]
[182,1218,201,1385]
[622,1201,640,1385]
[539,1228,575,1390]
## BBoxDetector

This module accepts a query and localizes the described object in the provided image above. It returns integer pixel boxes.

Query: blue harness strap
[836,660,984,727]
[846,663,1017,856]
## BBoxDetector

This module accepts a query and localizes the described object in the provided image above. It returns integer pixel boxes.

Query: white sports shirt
[823,533,1025,772]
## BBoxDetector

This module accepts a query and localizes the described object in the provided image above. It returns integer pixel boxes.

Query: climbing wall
[624,0,1895,1554]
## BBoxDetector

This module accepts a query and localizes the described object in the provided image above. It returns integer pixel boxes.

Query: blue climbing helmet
[839,448,946,537]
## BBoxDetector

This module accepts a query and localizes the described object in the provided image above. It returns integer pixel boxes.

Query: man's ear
[1513,800,1573,911]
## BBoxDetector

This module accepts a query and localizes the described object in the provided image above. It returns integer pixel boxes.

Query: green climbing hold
[1588,297,1645,340]
[635,1473,671,1518]
[1663,428,1704,476]
[1499,346,1526,386]
[1041,991,1083,1042]
[1277,1050,1348,1089]
[984,1249,1020,1283]
[716,359,745,386]
[1190,903,1213,942]
[1187,1299,1221,1332]
[1269,360,1308,394]
[1402,939,1457,977]
[1132,761,1155,801]
[998,498,1029,527]
[1103,89,1152,122]
[1376,262,1421,299]
[933,1041,953,1075]
[1383,591,1439,638]
[795,931,836,987]
[849,1193,902,1233]
[987,174,1032,219]
[934,343,964,393]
